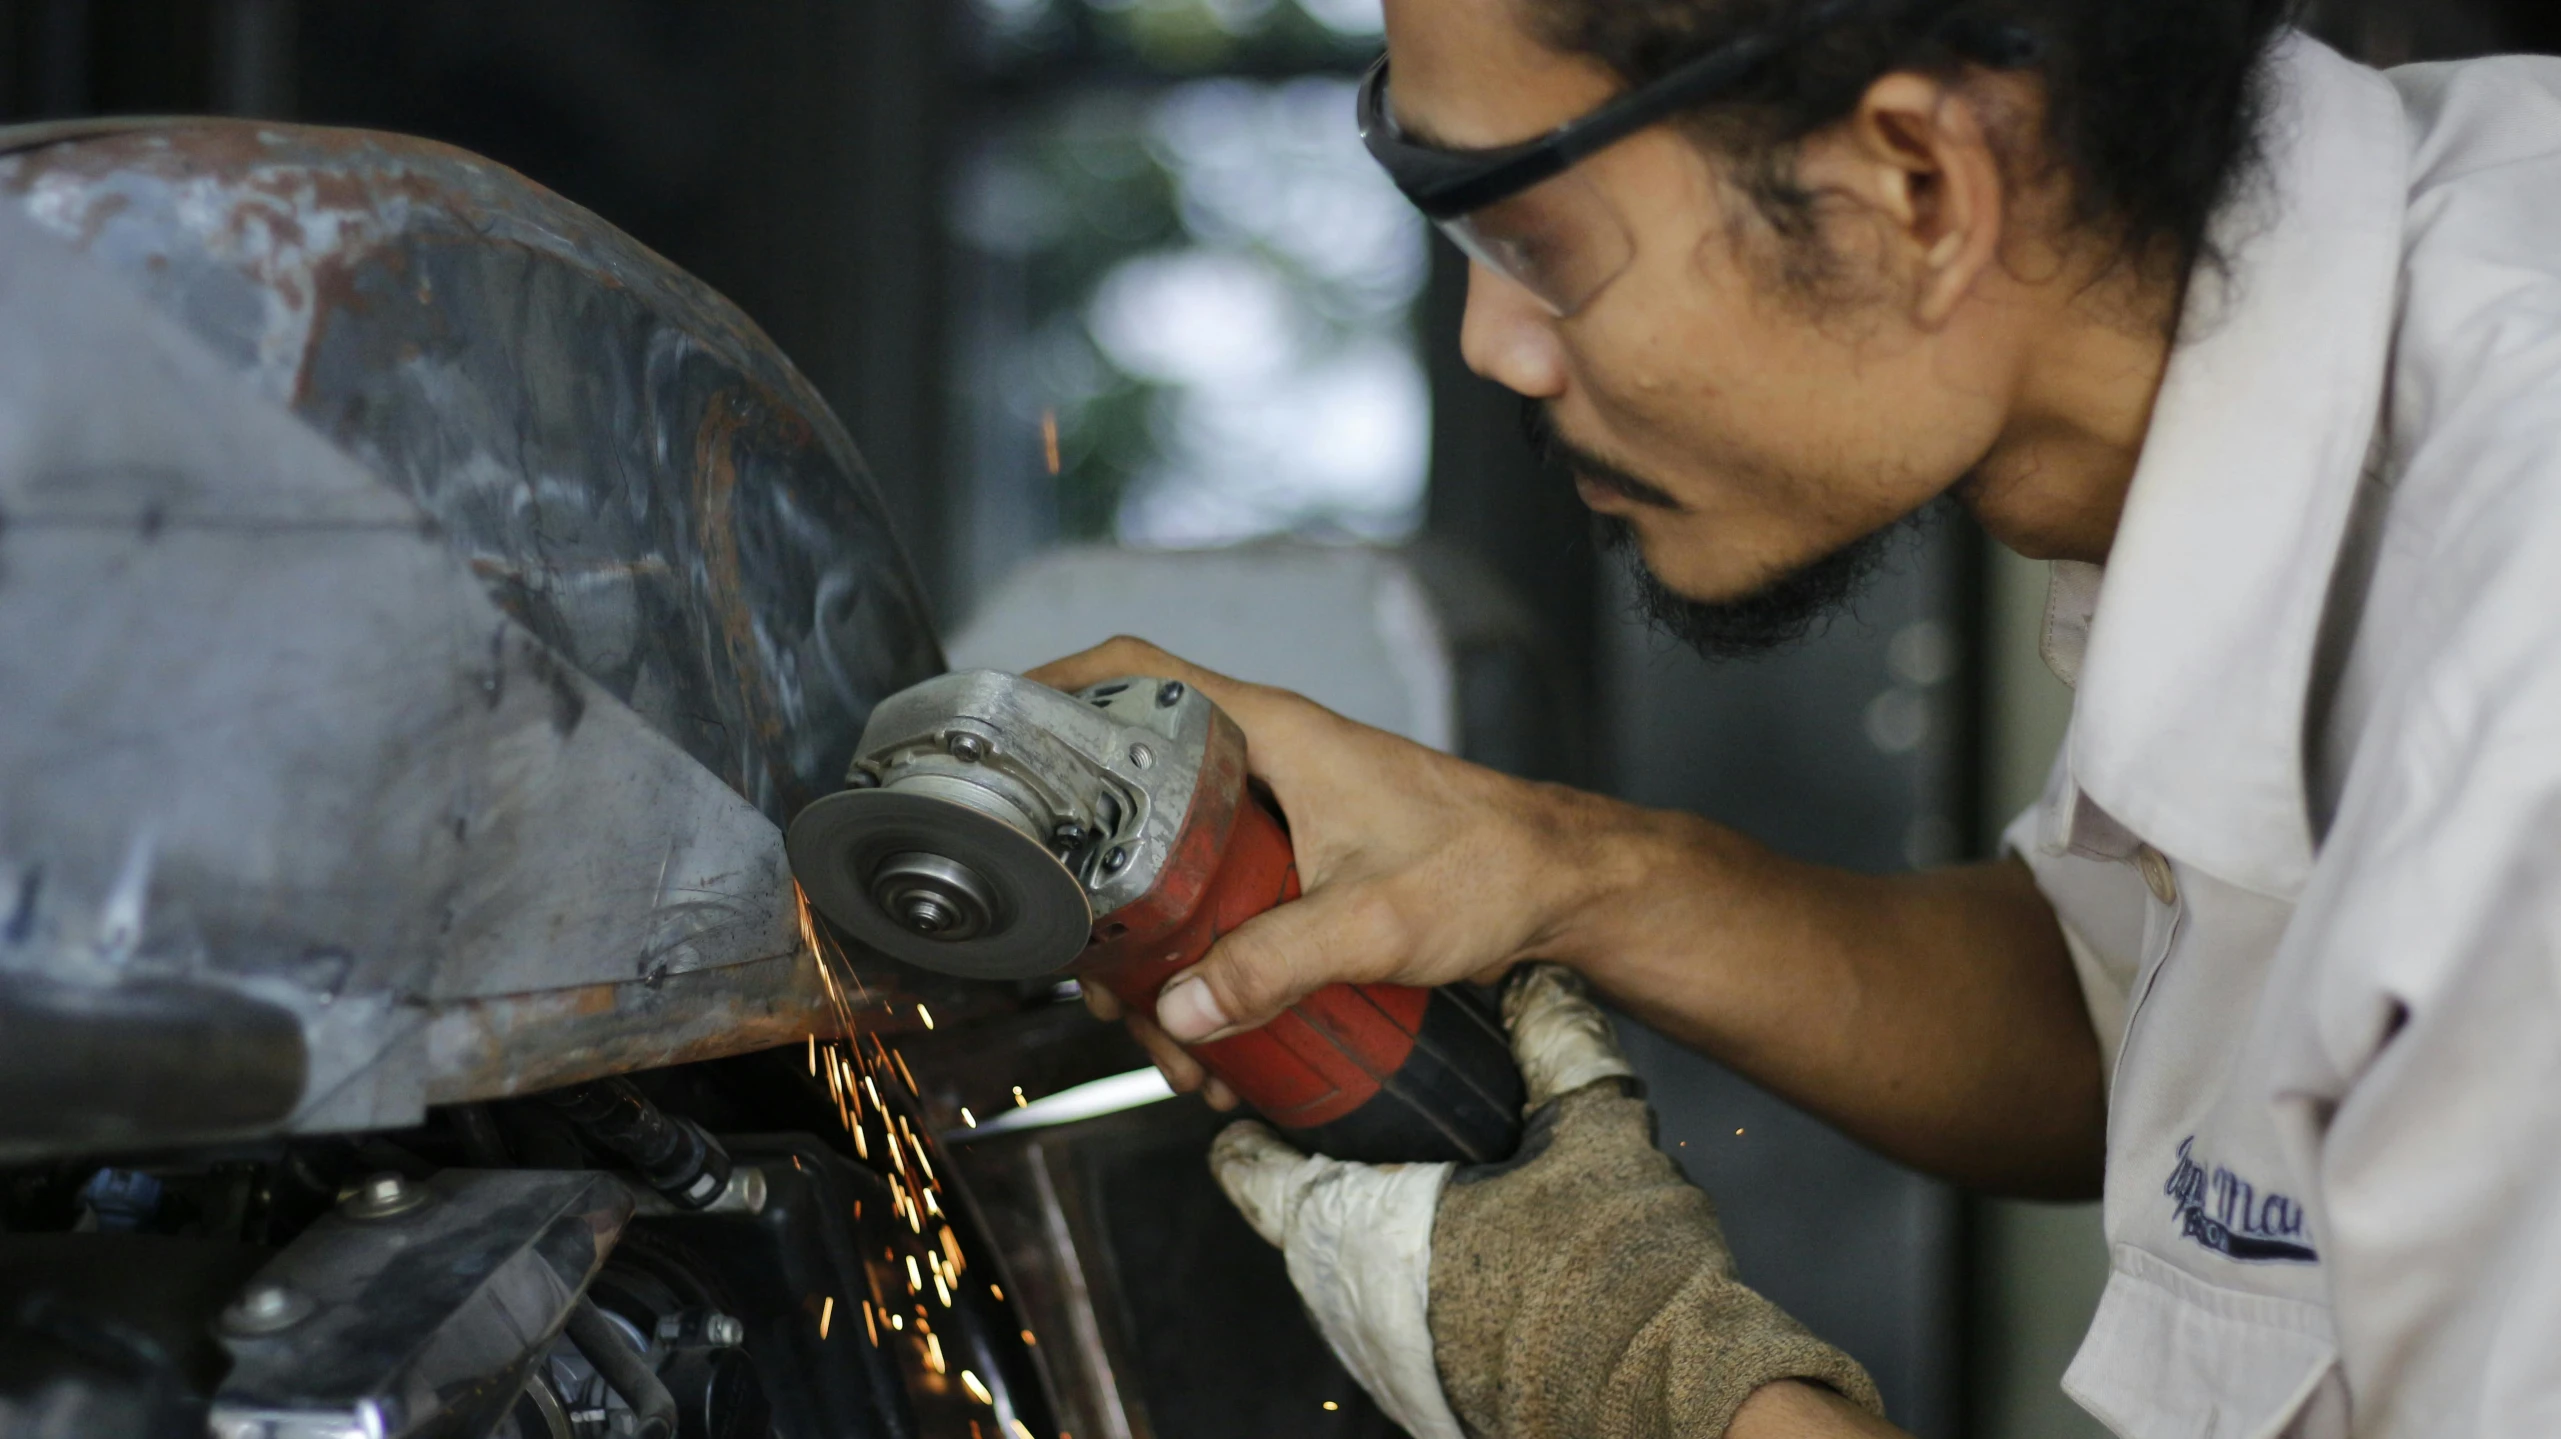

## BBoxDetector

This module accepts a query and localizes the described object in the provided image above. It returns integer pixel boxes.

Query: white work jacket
[2007,33,2561,1439]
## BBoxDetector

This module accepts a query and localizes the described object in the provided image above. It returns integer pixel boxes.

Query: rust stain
[689,393,786,750]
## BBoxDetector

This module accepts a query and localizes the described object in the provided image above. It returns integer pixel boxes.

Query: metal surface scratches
[0,118,943,824]
[0,121,949,1152]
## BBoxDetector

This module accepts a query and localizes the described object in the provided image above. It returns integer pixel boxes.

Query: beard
[1523,399,1921,662]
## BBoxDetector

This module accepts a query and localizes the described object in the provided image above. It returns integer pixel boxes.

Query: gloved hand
[1212,965,1883,1439]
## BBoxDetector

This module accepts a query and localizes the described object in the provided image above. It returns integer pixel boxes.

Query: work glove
[1211,964,1883,1439]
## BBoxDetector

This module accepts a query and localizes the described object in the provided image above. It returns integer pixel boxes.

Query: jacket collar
[2056,35,2409,900]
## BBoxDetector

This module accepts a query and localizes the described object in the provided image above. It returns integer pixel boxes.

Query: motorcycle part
[564,1298,678,1439]
[541,1078,735,1211]
[0,120,948,1162]
[789,670,1525,1164]
[206,1169,632,1439]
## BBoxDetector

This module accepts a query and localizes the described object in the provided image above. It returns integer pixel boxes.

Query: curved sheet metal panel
[0,119,941,824]
[0,123,947,1154]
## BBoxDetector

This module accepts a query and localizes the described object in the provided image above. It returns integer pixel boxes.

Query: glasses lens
[1435,163,1634,317]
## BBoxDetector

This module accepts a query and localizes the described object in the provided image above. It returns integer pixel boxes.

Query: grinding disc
[787,787,1094,980]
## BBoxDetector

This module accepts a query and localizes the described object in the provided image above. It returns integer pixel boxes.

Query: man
[1036,0,2561,1433]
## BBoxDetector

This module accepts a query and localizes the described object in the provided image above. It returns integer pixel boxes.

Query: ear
[1801,71,2012,327]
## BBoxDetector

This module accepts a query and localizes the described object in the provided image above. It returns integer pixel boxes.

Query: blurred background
[2,0,2551,1433]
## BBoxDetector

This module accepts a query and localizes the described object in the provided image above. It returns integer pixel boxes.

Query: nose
[1456,260,1567,400]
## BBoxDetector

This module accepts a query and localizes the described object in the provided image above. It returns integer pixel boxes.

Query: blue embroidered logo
[2164,1136,2317,1263]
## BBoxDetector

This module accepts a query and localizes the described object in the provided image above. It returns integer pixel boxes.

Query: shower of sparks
[792,883,1037,1411]
[1040,408,1061,476]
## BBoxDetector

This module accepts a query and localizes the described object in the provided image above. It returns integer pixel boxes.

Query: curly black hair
[1528,0,2305,301]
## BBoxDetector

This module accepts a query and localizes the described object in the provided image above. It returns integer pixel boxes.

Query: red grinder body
[1080,787,1524,1166]
[786,668,1525,1166]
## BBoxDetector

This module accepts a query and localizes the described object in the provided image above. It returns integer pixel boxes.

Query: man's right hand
[1025,637,1631,1100]
[1027,636,2109,1199]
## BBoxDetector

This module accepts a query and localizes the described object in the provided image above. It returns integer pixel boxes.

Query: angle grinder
[786,670,1524,1165]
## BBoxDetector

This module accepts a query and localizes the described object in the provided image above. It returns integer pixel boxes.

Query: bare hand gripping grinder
[787,670,1523,1164]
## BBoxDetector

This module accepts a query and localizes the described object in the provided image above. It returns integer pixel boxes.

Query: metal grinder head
[786,670,1226,980]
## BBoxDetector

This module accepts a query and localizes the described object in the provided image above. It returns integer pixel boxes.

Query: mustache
[1520,398,1685,511]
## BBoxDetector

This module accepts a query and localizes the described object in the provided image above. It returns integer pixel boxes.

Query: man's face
[1382,0,2022,644]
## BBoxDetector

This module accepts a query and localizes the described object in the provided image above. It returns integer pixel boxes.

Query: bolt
[344,1170,431,1219]
[1156,680,1186,707]
[947,733,988,763]
[900,895,955,934]
[241,1285,292,1321]
[222,1280,313,1335]
[846,769,881,790]
[1050,820,1087,851]
[657,1308,747,1349]
[1101,846,1130,876]
[1128,743,1154,770]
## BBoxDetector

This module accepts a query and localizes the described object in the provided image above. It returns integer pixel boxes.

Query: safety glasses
[1355,0,1879,316]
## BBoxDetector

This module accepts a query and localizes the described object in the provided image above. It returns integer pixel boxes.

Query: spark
[990,1284,1004,1301]
[819,1296,835,1339]
[926,1331,946,1374]
[864,1299,879,1345]
[1040,408,1061,475]
[940,1224,966,1275]
[1323,1401,1339,1412]
[890,1311,905,1331]
[1012,1085,1027,1108]
[1021,1329,1037,1346]
[961,1107,977,1128]
[919,1004,935,1030]
[907,1255,922,1292]
[808,1035,818,1074]
[894,1048,920,1095]
[934,1272,951,1308]
[1735,1128,1745,1136]
[961,1370,994,1405]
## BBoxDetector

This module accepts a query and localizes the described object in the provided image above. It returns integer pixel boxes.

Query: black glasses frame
[1357,0,1914,220]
